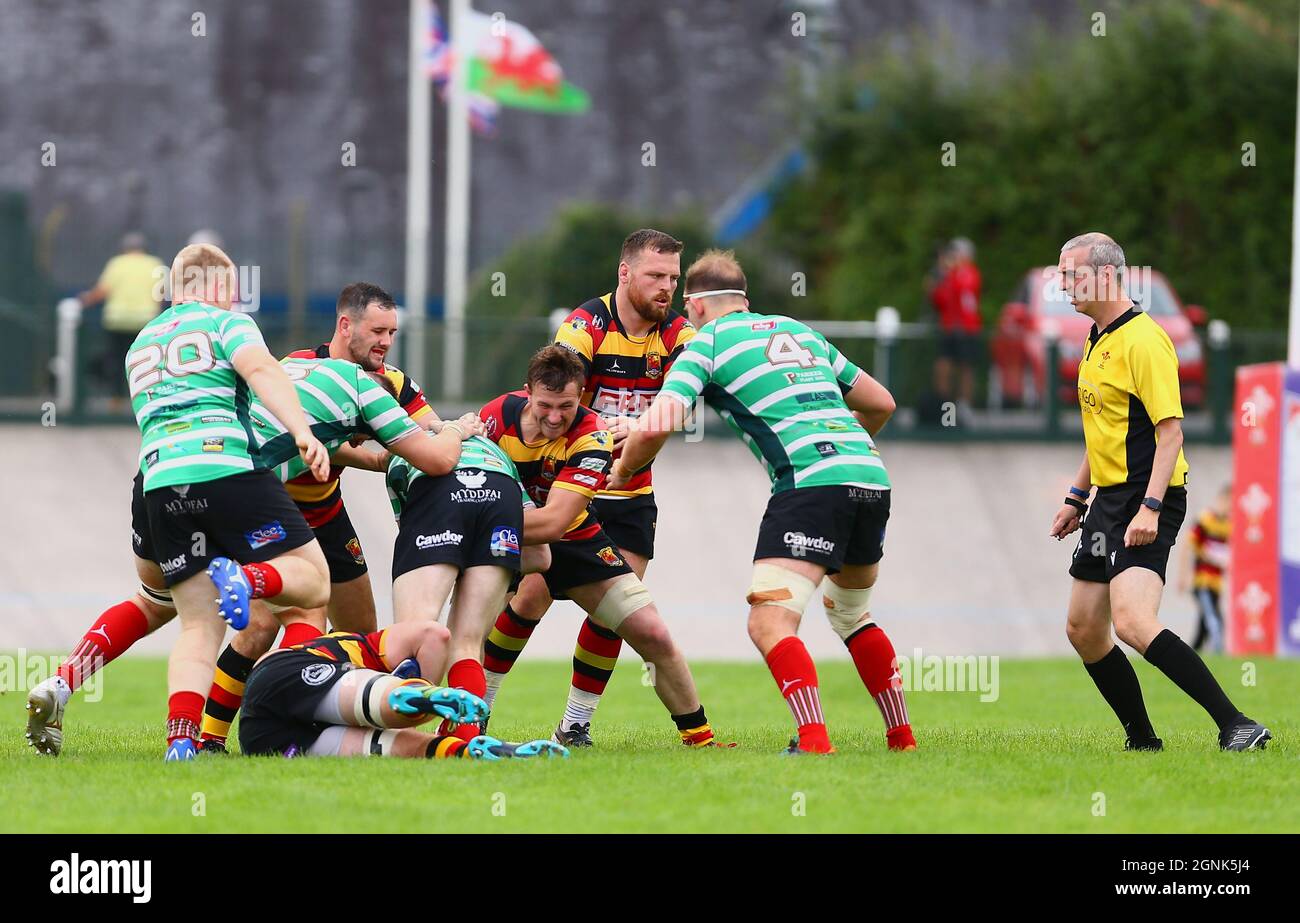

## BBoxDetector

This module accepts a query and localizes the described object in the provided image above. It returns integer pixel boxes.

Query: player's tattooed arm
[843,370,897,436]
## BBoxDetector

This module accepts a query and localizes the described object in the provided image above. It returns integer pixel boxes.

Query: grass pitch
[1,655,1295,833]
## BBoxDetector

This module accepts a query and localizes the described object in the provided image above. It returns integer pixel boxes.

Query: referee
[1047,233,1270,752]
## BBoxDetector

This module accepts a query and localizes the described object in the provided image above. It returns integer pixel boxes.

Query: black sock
[671,706,707,732]
[1143,629,1243,731]
[1083,646,1158,741]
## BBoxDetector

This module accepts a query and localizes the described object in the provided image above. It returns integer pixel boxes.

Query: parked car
[989,266,1207,409]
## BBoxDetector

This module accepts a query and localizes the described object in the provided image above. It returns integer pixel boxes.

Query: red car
[989,266,1207,409]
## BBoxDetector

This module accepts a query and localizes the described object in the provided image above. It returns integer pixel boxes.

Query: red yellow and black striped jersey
[1189,508,1230,593]
[553,292,695,499]
[292,629,393,672]
[479,390,613,541]
[282,343,434,526]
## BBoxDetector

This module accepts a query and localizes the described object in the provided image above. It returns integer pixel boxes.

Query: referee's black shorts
[1069,485,1187,584]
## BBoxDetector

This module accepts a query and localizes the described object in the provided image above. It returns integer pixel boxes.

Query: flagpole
[1289,13,1300,367]
[404,0,431,387]
[443,0,471,401]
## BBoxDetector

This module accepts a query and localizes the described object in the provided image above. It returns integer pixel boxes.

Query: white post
[442,0,472,401]
[404,0,432,387]
[1289,18,1300,367]
[54,298,83,413]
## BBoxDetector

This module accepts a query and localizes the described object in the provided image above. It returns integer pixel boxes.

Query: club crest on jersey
[345,537,365,565]
[542,457,559,480]
[301,663,336,686]
[596,545,623,566]
[646,352,663,379]
[246,521,288,550]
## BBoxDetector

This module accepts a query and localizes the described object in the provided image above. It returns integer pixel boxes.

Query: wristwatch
[1141,497,1163,512]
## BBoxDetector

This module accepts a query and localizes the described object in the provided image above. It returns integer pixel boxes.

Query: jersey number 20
[127,331,216,397]
[764,331,816,368]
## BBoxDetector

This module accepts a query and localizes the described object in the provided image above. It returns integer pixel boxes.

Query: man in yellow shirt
[1047,232,1269,752]
[79,232,165,409]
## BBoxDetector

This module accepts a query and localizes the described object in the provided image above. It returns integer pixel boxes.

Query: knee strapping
[139,583,175,610]
[821,578,874,640]
[591,574,652,630]
[747,564,817,615]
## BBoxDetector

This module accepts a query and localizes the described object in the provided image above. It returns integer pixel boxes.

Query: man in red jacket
[930,238,982,411]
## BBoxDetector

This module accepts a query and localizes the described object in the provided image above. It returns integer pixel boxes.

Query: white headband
[684,289,746,299]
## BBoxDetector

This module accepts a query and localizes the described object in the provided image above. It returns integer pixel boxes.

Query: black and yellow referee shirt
[1077,306,1189,489]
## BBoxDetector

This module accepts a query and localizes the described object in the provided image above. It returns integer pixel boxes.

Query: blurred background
[2,0,1296,658]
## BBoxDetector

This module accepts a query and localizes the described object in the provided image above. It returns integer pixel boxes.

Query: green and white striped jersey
[386,434,527,519]
[660,312,890,492]
[128,302,268,491]
[251,357,421,481]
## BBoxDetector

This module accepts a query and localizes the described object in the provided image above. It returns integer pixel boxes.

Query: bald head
[170,243,237,310]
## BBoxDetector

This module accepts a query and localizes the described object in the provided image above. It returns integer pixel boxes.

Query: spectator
[1178,484,1231,654]
[78,232,165,411]
[930,237,982,411]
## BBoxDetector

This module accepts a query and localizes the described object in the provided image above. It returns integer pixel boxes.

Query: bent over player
[611,250,912,754]
[483,346,724,748]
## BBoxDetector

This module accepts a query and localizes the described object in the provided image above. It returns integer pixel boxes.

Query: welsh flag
[426,4,590,133]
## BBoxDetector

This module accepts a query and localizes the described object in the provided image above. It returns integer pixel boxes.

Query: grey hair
[949,237,976,260]
[1060,232,1125,269]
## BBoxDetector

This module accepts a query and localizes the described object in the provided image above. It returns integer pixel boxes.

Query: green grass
[1,656,1296,832]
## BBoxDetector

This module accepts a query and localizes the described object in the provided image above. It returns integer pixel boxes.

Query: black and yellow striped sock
[425,735,468,758]
[672,705,717,747]
[200,644,256,744]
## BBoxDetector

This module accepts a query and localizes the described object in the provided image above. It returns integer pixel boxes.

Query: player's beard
[628,286,671,325]
[348,339,383,371]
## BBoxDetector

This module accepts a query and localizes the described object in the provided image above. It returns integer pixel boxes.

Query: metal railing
[22,301,1274,444]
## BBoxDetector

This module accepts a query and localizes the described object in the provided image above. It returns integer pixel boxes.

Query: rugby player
[611,250,915,754]
[199,282,437,750]
[386,430,551,741]
[127,243,329,761]
[28,357,479,756]
[483,346,722,747]
[484,229,694,747]
[238,620,567,760]
[1047,232,1269,751]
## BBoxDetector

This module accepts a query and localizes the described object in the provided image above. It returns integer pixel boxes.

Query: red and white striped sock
[765,636,833,753]
[58,599,151,692]
[846,623,916,750]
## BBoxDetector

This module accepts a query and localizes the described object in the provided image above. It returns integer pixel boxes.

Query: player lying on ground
[27,358,478,756]
[385,430,551,742]
[238,620,567,760]
[492,228,696,747]
[1048,232,1268,751]
[610,250,914,754]
[107,243,334,761]
[481,345,727,748]
[195,358,485,751]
